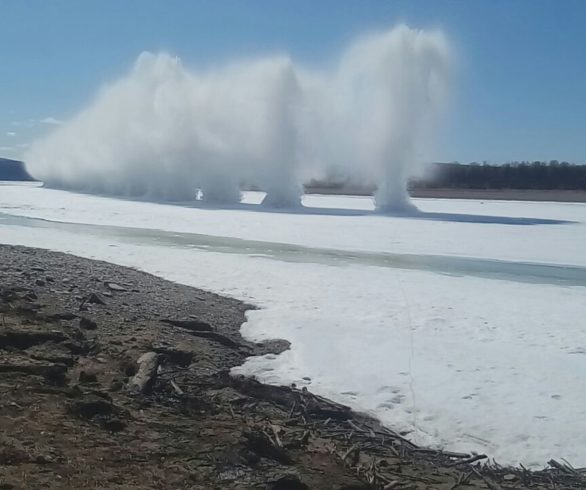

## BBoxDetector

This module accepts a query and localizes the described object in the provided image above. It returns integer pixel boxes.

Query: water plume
[24,25,451,212]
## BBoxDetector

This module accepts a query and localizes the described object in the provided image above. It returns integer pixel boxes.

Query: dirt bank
[305,186,586,203]
[0,245,583,489]
[410,188,586,202]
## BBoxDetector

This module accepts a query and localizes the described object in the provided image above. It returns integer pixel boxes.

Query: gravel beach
[0,245,582,489]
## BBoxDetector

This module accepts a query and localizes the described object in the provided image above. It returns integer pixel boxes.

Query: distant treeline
[416,161,586,191]
[306,161,586,193]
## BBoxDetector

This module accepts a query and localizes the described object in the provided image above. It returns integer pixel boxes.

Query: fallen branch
[185,330,242,349]
[470,466,503,490]
[447,453,487,467]
[169,379,184,396]
[161,318,213,332]
[128,352,160,394]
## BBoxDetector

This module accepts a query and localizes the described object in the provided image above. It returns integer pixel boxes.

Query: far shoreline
[306,186,586,203]
[3,180,586,204]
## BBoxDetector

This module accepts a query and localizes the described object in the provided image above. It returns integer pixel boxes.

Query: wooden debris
[0,358,67,384]
[0,329,67,349]
[184,329,241,348]
[244,428,291,464]
[169,379,184,396]
[447,453,488,467]
[128,352,160,394]
[161,318,213,332]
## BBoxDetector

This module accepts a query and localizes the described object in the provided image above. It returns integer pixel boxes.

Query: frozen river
[1,184,585,467]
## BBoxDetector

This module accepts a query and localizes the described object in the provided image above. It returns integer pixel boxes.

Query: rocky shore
[0,245,583,489]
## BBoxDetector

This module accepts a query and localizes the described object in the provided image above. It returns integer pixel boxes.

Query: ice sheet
[0,186,585,266]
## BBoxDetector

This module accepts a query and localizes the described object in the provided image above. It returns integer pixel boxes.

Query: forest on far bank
[413,161,586,190]
[306,161,586,192]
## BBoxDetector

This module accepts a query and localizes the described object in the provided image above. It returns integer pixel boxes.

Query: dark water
[1,211,585,287]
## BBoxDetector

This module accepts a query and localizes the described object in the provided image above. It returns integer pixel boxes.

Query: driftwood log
[128,352,160,394]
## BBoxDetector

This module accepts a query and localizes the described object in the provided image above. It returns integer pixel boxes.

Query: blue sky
[1,0,585,164]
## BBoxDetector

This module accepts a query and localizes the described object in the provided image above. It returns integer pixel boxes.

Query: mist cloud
[24,25,451,212]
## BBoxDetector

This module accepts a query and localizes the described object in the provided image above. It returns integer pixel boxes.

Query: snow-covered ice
[1,184,585,467]
[0,187,585,266]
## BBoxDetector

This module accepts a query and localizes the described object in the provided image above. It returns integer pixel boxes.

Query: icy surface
[1,185,585,466]
[0,187,585,266]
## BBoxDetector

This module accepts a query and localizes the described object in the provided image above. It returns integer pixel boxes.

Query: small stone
[87,293,106,305]
[151,345,194,367]
[69,396,112,419]
[105,282,127,292]
[79,370,98,384]
[239,449,260,466]
[109,380,123,392]
[79,317,97,330]
[34,455,53,464]
[71,328,86,341]
[103,418,126,432]
[268,475,309,490]
[35,279,45,287]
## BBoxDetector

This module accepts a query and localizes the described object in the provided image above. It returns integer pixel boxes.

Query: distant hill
[0,158,34,181]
